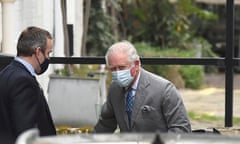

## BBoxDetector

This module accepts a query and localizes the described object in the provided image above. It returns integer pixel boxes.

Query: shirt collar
[15,57,36,76]
[131,70,141,90]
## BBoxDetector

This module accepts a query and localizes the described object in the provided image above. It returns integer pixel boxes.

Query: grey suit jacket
[94,68,191,133]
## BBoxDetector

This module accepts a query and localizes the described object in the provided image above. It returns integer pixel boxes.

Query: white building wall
[74,0,83,57]
[0,4,2,52]
[52,0,65,69]
[1,0,17,55]
[66,0,83,57]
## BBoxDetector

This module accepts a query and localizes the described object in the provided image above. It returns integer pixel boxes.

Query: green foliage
[113,0,217,50]
[191,37,218,57]
[188,111,240,125]
[135,42,204,89]
[86,0,115,56]
[180,66,204,89]
[188,111,221,121]
[85,0,218,58]
[135,42,196,57]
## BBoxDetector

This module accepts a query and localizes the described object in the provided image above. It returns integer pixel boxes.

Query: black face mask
[35,52,50,75]
[37,58,50,75]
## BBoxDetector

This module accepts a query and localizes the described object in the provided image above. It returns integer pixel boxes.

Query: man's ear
[134,60,140,66]
[34,47,41,56]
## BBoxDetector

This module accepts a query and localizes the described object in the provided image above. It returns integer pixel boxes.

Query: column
[0,0,16,55]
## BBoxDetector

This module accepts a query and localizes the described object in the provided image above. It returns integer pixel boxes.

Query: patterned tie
[126,88,134,126]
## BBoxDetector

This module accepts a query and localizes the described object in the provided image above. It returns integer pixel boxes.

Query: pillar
[0,0,16,55]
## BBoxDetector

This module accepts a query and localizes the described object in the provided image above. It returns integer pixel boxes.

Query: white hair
[105,40,140,66]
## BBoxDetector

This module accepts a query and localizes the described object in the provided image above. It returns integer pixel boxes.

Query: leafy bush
[135,42,204,89]
[180,66,204,89]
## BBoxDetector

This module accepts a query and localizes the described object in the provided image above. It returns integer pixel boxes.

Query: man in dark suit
[0,26,56,143]
[94,41,191,133]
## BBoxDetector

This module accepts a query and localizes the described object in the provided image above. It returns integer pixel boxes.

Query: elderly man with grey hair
[94,40,191,133]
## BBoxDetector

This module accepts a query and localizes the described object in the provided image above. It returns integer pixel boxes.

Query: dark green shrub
[180,65,204,89]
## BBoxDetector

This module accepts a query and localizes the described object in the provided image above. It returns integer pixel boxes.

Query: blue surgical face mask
[112,68,134,87]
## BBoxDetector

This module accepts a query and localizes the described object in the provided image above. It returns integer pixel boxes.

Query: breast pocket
[141,105,159,120]
[136,105,166,130]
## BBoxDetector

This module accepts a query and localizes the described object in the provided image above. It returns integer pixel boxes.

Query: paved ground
[203,73,240,89]
[179,73,240,134]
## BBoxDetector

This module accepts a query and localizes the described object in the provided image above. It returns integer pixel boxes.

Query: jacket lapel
[131,69,150,128]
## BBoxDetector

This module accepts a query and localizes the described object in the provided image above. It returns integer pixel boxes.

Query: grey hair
[17,26,52,56]
[105,40,140,66]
